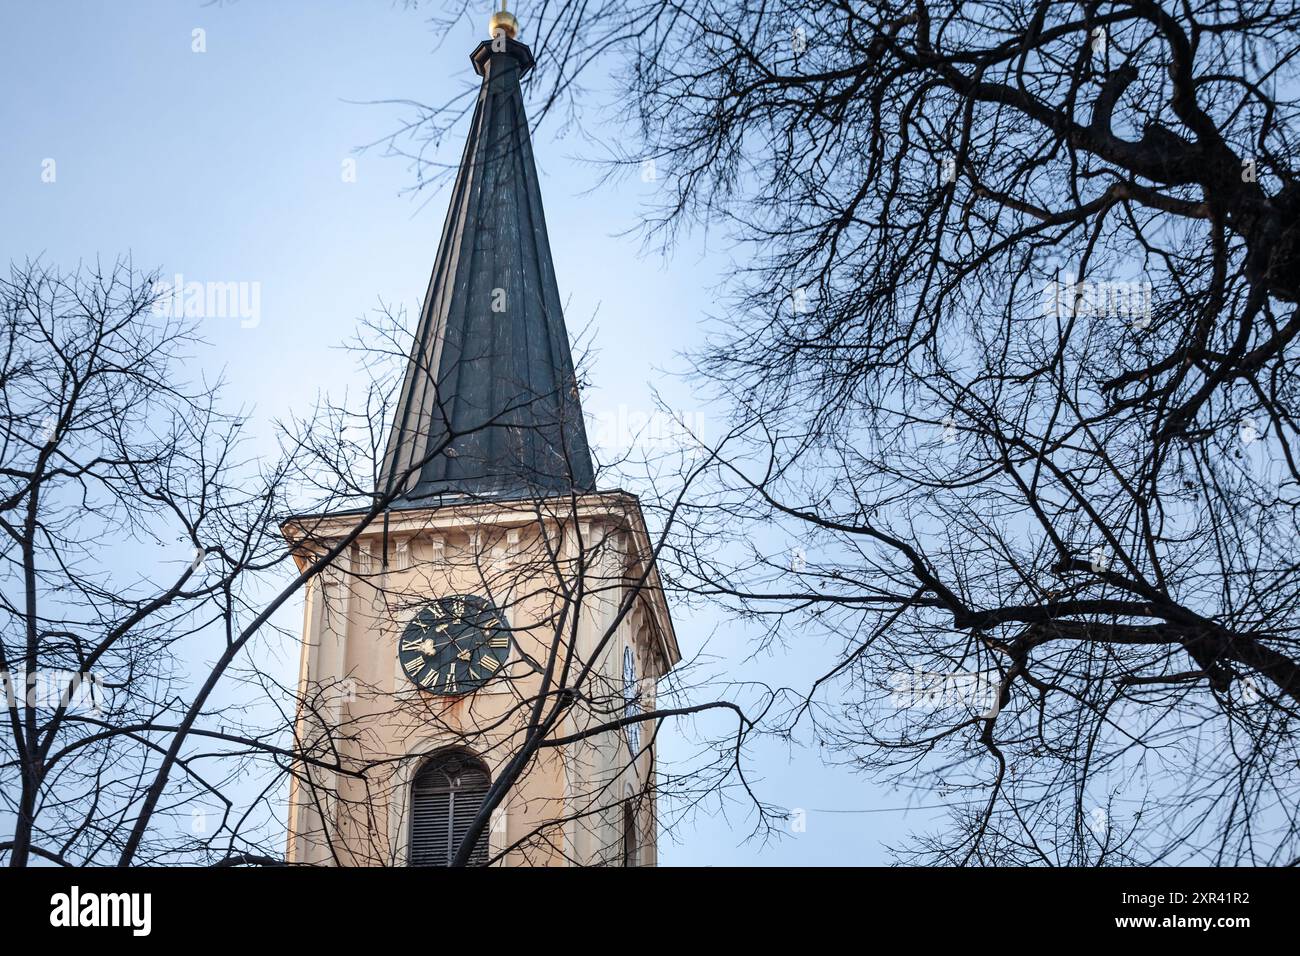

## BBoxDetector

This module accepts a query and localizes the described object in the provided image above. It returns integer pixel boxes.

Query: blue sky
[0,0,941,865]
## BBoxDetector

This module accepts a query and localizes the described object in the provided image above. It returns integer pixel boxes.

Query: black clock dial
[398,595,509,695]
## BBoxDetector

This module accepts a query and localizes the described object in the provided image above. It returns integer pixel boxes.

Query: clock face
[398,595,509,696]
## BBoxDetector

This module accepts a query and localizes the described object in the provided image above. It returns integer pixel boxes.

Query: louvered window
[409,753,491,867]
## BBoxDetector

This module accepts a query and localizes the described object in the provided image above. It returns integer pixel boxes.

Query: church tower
[282,6,680,866]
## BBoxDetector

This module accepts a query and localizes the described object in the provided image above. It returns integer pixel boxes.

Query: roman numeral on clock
[403,656,424,676]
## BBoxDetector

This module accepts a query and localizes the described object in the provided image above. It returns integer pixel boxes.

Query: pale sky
[0,0,937,865]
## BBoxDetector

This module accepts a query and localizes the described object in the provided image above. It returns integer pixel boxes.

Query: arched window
[408,751,491,867]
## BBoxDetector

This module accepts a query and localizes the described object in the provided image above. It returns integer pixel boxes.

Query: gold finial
[489,1,519,40]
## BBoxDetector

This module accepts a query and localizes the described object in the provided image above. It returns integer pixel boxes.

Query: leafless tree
[0,260,758,867]
[278,300,765,867]
[389,1,1300,865]
[0,258,298,866]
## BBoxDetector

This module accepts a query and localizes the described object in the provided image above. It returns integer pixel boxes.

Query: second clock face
[398,595,509,696]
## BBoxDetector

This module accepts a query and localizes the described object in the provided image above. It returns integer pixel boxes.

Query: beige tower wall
[283,493,677,867]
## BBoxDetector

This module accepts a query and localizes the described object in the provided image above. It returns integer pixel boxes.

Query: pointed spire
[379,18,595,505]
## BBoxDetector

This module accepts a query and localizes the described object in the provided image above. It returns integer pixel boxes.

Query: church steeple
[380,13,595,504]
[285,5,679,871]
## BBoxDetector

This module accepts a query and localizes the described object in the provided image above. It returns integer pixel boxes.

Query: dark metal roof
[379,36,595,506]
